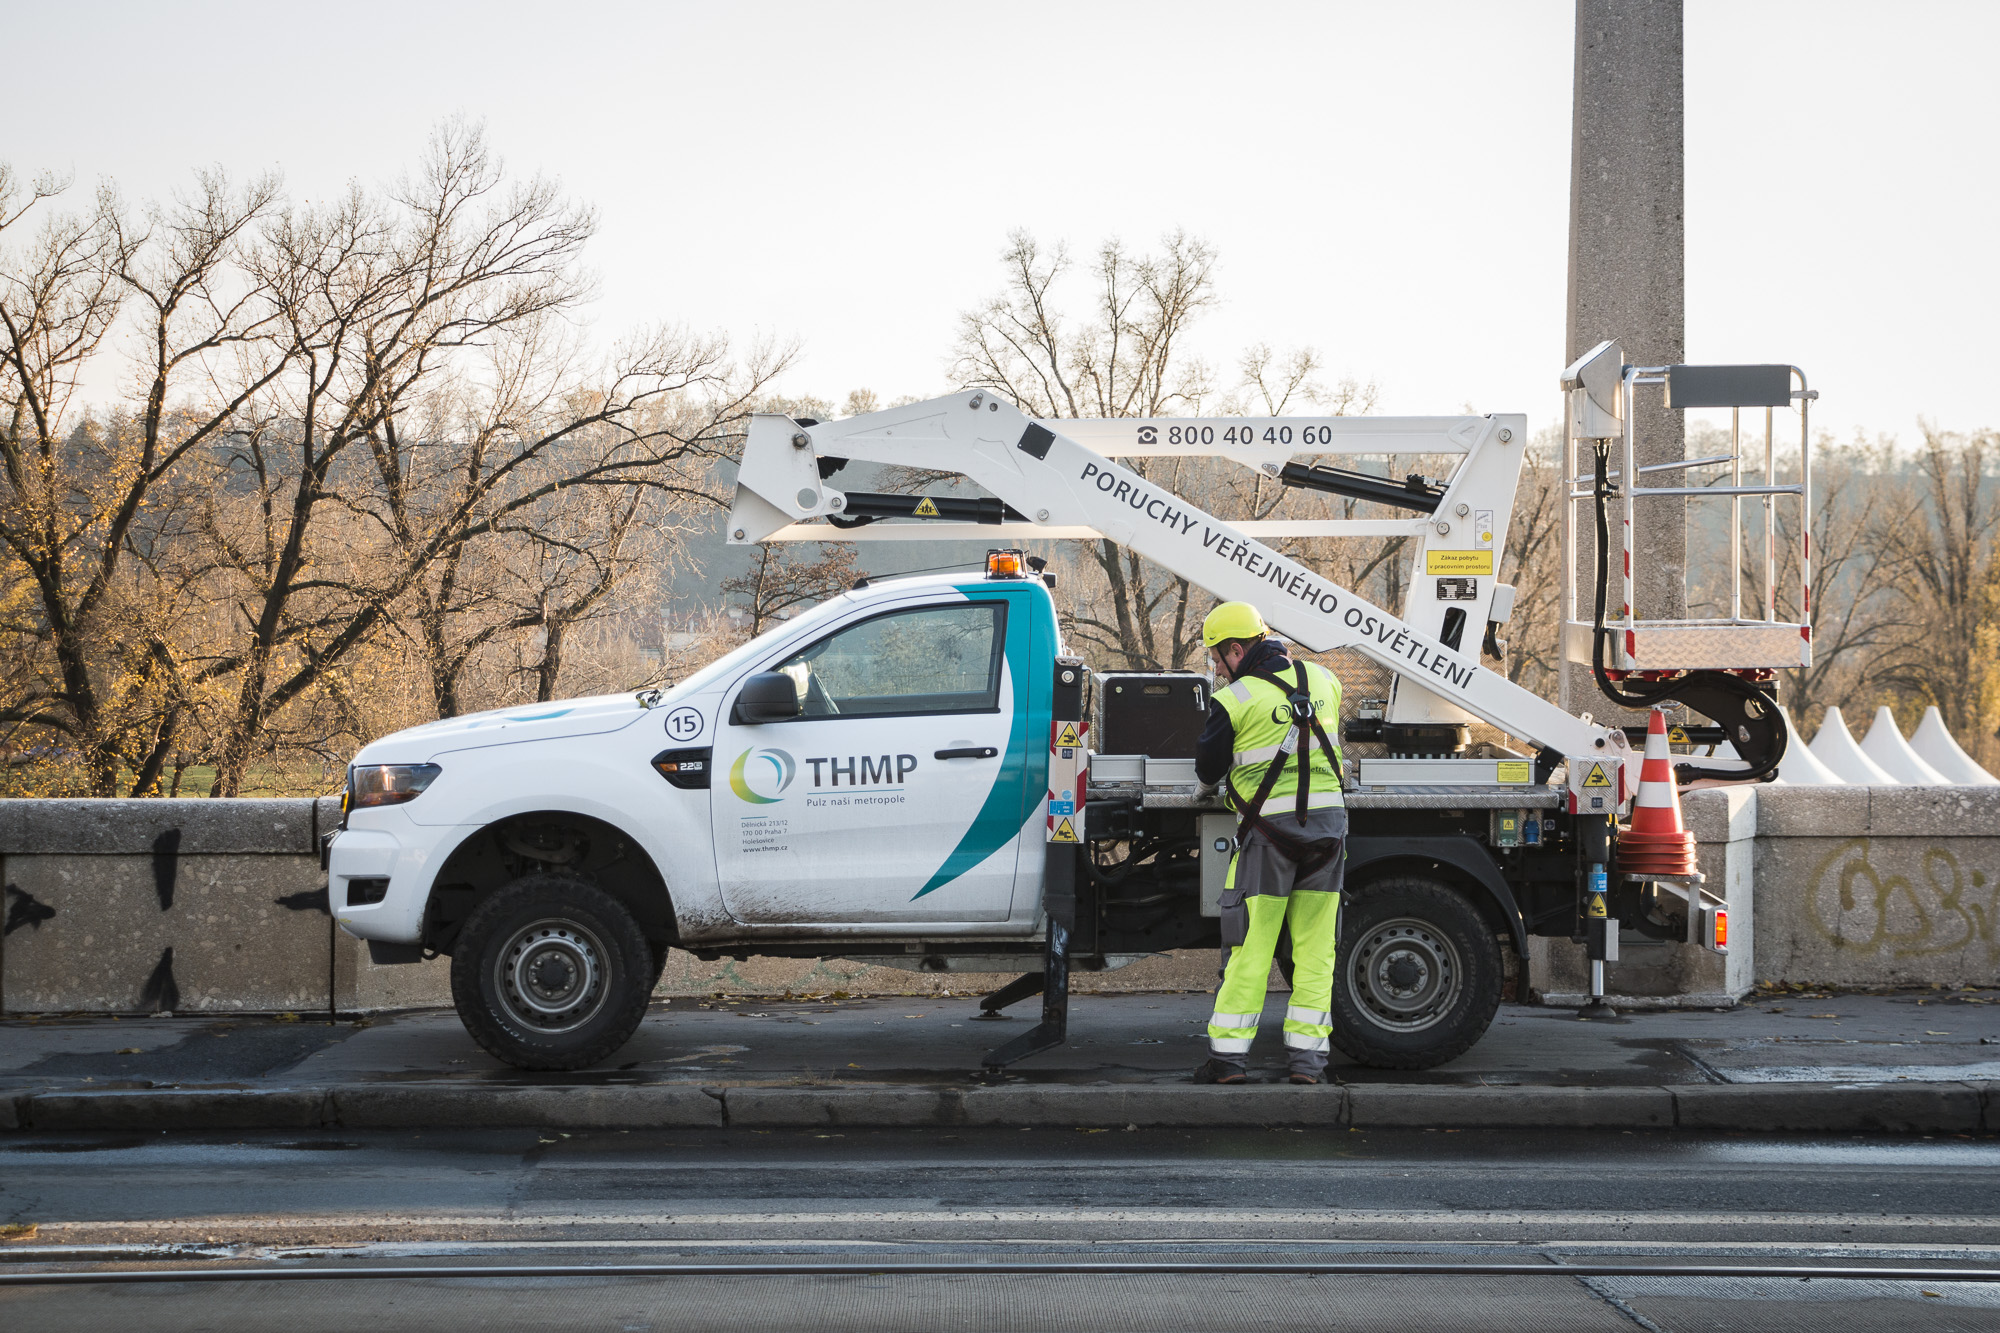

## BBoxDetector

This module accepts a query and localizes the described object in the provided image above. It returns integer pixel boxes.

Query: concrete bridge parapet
[3,788,1994,1016]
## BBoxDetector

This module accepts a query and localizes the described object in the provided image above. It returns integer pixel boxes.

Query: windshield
[773,601,1005,717]
[664,592,859,697]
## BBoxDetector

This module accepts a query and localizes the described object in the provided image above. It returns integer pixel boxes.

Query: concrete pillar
[1566,0,1686,715]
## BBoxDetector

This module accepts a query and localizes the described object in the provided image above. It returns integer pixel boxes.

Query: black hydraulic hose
[1589,445,1786,784]
[1088,837,1195,888]
[1591,445,1681,712]
[5,1260,2000,1287]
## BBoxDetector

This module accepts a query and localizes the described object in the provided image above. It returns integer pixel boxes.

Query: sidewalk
[3,988,1996,1134]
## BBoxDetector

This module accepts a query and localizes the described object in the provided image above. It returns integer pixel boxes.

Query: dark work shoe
[1288,1072,1322,1085]
[1193,1059,1247,1084]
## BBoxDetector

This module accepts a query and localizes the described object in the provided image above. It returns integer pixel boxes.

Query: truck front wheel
[1328,876,1503,1070]
[450,873,654,1070]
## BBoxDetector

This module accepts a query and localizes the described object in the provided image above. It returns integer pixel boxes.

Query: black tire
[1328,876,1504,1070]
[450,872,654,1070]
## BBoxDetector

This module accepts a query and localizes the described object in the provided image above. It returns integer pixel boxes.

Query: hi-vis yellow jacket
[1215,661,1345,814]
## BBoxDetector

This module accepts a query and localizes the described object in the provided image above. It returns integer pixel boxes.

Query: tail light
[1704,905,1729,954]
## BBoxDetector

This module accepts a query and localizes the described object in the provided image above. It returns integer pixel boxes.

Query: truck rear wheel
[1329,876,1502,1070]
[450,873,654,1070]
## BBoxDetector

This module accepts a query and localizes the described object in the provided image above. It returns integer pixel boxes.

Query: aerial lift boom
[724,352,1808,1046]
[727,394,1632,776]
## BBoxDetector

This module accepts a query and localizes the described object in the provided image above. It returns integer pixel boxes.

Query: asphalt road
[4,1126,1998,1330]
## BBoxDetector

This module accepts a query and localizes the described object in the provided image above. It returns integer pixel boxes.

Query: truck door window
[772,603,1005,719]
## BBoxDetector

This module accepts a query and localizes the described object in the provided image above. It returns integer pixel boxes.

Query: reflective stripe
[1208,1035,1255,1054]
[1282,1032,1331,1052]
[1209,1011,1261,1029]
[1231,743,1285,767]
[1286,1005,1333,1027]
[1215,662,1344,814]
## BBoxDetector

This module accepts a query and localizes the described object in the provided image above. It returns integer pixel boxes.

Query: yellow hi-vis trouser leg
[1206,889,1340,1074]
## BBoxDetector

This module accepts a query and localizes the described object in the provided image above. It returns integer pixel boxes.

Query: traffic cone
[1617,707,1696,876]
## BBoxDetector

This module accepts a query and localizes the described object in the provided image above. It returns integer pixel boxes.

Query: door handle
[935,747,999,760]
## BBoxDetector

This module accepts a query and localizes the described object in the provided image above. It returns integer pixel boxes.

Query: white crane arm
[725,391,1626,765]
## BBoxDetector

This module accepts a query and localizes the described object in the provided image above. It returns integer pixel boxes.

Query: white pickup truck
[328,556,1576,1072]
[332,356,1790,1071]
[332,565,1095,1066]
[330,560,1546,1072]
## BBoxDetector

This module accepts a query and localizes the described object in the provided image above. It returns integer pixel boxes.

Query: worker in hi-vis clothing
[1192,602,1347,1085]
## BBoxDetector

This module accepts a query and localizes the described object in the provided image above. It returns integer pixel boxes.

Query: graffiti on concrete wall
[1808,838,1998,962]
[151,828,180,909]
[2,802,351,1014]
[4,884,56,935]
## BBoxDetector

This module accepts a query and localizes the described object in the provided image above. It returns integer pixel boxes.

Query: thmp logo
[729,747,797,804]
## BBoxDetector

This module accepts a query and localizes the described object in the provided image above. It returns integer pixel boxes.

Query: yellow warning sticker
[1054,722,1081,747]
[1051,816,1078,843]
[912,496,940,517]
[1425,550,1494,576]
[1582,761,1612,788]
[1588,891,1608,919]
[1496,761,1532,784]
[1668,727,1688,744]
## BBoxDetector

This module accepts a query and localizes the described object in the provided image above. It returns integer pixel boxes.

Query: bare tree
[180,122,785,792]
[506,476,677,704]
[954,231,1384,671]
[952,231,1217,669]
[0,164,283,793]
[1876,426,2000,757]
[722,542,859,638]
[1773,438,1911,732]
[363,353,733,717]
[1494,429,1566,695]
[0,130,796,796]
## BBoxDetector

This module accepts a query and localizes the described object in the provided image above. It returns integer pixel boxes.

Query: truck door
[710,592,1043,925]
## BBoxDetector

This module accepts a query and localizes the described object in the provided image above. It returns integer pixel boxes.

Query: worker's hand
[1195,780,1223,802]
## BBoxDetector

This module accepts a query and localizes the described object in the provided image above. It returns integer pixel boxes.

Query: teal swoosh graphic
[911,591,1045,900]
[466,706,576,730]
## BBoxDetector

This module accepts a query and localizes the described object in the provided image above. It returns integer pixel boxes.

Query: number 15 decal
[664,707,704,742]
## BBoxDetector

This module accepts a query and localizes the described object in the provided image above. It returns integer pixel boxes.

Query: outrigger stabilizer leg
[1577,814,1619,1020]
[981,657,1089,1075]
[977,901,1071,1075]
[975,971,1044,1019]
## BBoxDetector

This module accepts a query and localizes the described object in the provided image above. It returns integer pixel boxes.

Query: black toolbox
[1097,672,1209,758]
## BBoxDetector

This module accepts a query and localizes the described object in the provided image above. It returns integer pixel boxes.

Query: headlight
[347,763,442,809]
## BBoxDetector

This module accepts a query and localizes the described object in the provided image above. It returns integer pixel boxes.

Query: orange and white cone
[1617,707,1696,876]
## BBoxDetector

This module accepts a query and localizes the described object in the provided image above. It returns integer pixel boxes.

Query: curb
[1347,1084,1674,1129]
[3,1080,1994,1135]
[1669,1081,1987,1134]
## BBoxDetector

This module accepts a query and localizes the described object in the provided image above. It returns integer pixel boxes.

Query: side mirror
[732,671,803,725]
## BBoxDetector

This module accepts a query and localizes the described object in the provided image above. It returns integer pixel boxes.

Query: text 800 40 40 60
[1139,423,1340,448]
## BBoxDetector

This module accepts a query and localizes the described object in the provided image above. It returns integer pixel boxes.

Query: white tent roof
[1859,706,1949,784]
[1910,704,2000,785]
[1775,708,1847,785]
[1809,706,1900,784]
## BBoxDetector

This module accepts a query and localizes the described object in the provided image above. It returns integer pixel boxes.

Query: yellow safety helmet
[1201,601,1268,649]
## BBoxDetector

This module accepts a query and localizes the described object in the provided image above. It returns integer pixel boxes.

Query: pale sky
[11,1,1997,440]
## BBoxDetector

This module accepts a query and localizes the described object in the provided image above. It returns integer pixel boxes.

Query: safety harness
[1230,661,1345,877]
